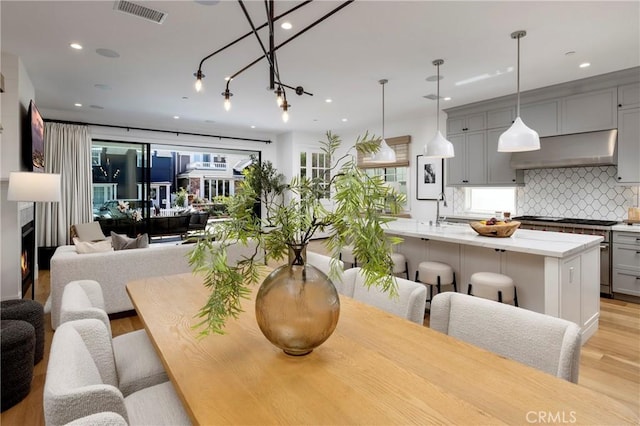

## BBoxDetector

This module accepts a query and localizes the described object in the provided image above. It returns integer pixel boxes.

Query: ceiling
[2,1,639,138]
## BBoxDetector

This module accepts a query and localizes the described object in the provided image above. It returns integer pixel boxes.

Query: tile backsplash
[453,166,639,221]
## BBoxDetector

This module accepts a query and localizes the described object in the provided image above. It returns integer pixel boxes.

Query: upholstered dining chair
[343,268,426,325]
[60,280,168,396]
[306,251,344,278]
[430,292,581,383]
[44,319,191,426]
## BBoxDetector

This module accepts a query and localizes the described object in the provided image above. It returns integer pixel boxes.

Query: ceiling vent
[114,0,167,24]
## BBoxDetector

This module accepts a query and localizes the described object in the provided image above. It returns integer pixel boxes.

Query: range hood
[510,129,617,169]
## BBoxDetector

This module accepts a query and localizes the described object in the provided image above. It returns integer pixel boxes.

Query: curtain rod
[43,119,272,144]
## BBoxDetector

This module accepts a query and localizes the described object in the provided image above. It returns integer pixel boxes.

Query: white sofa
[50,243,194,329]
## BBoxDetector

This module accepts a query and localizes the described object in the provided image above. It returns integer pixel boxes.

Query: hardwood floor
[2,265,639,425]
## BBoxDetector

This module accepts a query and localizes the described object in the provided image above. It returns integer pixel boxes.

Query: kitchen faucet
[436,191,447,227]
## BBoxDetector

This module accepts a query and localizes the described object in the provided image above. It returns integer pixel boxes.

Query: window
[365,167,409,212]
[463,188,516,216]
[299,150,330,199]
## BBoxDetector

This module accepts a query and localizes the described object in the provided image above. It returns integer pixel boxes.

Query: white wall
[1,53,35,299]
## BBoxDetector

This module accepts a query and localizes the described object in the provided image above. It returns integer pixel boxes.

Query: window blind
[357,135,411,169]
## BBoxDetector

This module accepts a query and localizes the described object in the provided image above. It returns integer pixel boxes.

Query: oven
[514,216,616,296]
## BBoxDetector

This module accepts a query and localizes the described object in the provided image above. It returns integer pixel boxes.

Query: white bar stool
[468,272,519,306]
[390,253,409,279]
[415,261,457,304]
[339,246,357,268]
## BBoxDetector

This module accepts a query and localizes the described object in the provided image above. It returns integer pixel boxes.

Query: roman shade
[358,135,411,169]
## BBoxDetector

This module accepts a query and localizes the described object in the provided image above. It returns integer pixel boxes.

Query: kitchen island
[385,218,603,343]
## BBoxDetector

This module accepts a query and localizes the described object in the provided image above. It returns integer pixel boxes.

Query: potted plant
[189,131,404,354]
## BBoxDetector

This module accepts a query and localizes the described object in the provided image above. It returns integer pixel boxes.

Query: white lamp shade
[7,172,62,202]
[424,131,455,158]
[369,139,396,163]
[498,117,540,152]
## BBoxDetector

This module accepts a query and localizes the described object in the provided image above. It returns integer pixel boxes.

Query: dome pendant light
[370,79,396,163]
[498,30,540,152]
[424,59,454,158]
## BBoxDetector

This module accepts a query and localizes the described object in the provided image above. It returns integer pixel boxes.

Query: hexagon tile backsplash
[516,166,638,220]
[452,166,639,221]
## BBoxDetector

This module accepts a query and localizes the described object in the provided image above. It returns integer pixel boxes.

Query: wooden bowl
[469,220,521,238]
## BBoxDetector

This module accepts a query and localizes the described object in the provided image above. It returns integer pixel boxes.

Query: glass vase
[255,244,340,356]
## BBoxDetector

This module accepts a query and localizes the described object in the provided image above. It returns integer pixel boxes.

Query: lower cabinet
[612,231,640,296]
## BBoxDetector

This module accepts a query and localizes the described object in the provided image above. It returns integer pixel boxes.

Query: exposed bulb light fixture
[281,100,290,123]
[275,86,284,106]
[424,59,455,158]
[498,30,540,152]
[194,70,205,92]
[370,79,396,163]
[222,89,233,111]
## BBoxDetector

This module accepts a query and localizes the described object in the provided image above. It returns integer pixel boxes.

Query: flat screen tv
[23,99,45,172]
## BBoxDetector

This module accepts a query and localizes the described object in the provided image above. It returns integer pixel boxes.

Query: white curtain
[38,122,93,246]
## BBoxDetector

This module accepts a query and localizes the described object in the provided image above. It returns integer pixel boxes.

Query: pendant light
[424,59,455,158]
[370,79,396,163]
[498,30,540,152]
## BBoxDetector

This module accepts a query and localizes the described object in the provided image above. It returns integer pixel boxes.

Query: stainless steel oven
[514,216,616,296]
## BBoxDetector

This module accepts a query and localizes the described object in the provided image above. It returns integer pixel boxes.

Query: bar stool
[415,261,457,305]
[468,272,519,306]
[390,253,409,279]
[339,246,357,268]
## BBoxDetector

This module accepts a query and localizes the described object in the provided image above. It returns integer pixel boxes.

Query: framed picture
[416,155,444,200]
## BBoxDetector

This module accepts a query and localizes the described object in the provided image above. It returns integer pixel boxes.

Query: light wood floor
[2,265,639,425]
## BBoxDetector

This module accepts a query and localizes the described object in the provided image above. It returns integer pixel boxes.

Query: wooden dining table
[127,271,638,425]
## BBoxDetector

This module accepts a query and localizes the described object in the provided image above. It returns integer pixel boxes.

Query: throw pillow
[111,232,149,251]
[73,237,113,254]
[72,222,107,242]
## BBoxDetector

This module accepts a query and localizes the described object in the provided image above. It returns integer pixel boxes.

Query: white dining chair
[306,251,344,278]
[343,268,426,324]
[430,292,581,383]
[44,319,191,426]
[60,280,168,397]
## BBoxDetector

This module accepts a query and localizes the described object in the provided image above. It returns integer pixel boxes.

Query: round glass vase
[255,244,340,356]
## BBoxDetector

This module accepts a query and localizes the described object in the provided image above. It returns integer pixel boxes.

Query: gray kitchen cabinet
[616,108,640,184]
[520,99,560,137]
[446,131,486,186]
[447,112,486,134]
[486,107,515,129]
[561,88,617,134]
[486,127,524,185]
[612,231,640,297]
[618,83,640,110]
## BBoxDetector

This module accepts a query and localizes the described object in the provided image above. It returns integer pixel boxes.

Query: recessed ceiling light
[444,97,452,101]
[95,48,120,58]
[579,62,591,68]
[205,119,215,123]
[94,83,111,90]
[70,43,83,50]
[341,118,348,122]
[325,98,333,103]
[565,51,576,56]
[250,125,256,129]
[182,96,189,100]
[89,105,104,109]
[173,115,180,119]
[281,22,292,30]
[74,103,82,107]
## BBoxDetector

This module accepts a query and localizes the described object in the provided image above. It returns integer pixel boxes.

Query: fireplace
[21,220,35,299]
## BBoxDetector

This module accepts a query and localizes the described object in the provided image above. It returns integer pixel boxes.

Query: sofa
[50,243,193,329]
[50,239,259,329]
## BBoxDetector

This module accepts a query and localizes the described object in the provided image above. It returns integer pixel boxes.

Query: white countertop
[612,224,640,233]
[385,218,603,258]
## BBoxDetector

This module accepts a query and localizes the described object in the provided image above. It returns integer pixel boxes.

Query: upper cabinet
[561,88,617,134]
[520,99,559,137]
[617,108,640,184]
[486,107,515,129]
[618,83,640,110]
[447,131,487,185]
[486,128,524,185]
[447,112,486,134]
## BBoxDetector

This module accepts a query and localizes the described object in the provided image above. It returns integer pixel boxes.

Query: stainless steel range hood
[510,129,617,169]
